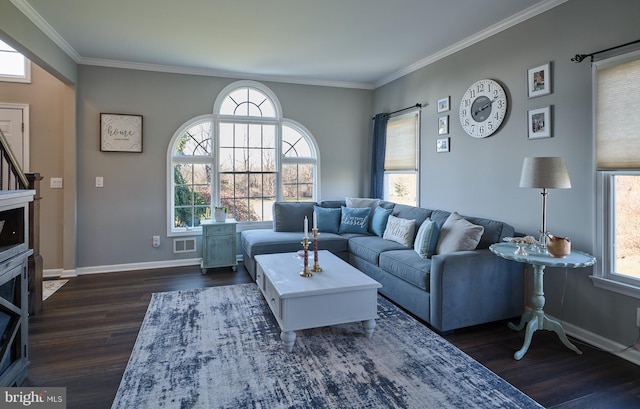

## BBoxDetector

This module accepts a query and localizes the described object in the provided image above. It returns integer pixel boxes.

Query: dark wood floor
[26,264,640,409]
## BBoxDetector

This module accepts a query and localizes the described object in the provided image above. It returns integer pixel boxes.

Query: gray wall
[373,0,640,346]
[77,66,372,267]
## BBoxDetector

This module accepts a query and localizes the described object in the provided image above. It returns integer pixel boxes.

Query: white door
[0,105,29,172]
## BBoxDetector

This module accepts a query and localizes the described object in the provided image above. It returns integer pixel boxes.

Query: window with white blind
[383,111,419,206]
[593,51,640,298]
[0,39,30,83]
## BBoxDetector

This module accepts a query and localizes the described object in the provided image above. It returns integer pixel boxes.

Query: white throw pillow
[436,212,484,254]
[383,215,416,247]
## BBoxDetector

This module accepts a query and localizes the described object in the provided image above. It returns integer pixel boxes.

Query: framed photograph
[527,62,551,98]
[100,113,143,152]
[436,137,450,153]
[527,106,551,139]
[437,96,450,113]
[438,115,449,135]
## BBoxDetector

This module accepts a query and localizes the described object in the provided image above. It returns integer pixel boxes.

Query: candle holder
[299,236,312,277]
[311,228,322,272]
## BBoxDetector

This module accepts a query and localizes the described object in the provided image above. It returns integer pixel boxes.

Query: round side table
[490,242,596,360]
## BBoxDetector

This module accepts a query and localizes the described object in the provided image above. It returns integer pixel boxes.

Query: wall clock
[459,79,508,138]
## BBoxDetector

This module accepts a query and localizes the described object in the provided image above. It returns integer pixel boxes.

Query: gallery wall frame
[527,106,552,139]
[436,137,450,152]
[437,96,450,113]
[527,62,551,98]
[438,115,449,135]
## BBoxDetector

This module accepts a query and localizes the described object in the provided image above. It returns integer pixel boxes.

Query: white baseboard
[43,268,77,279]
[75,258,202,275]
[547,314,640,366]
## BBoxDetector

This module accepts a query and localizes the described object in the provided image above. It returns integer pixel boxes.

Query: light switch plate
[50,177,63,189]
[96,176,104,188]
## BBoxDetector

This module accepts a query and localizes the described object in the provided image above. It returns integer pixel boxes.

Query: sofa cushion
[379,250,431,291]
[339,206,370,234]
[273,202,316,232]
[392,204,432,230]
[242,229,347,257]
[436,212,484,254]
[370,206,393,237]
[383,215,416,247]
[314,205,341,233]
[348,235,407,265]
[464,216,514,249]
[414,218,439,259]
[346,197,381,233]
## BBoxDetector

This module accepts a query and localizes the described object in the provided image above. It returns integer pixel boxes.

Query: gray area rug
[112,283,542,409]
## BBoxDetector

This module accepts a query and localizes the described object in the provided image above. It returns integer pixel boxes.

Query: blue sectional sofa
[241,200,524,333]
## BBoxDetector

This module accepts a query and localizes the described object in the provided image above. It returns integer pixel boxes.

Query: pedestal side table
[490,242,596,360]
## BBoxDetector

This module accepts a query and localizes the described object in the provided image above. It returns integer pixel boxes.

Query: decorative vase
[547,234,571,258]
[214,207,227,222]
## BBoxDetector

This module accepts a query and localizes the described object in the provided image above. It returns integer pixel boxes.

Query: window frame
[167,81,319,236]
[591,52,640,299]
[383,110,420,206]
[0,39,31,83]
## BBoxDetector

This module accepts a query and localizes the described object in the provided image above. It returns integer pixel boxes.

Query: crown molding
[79,57,374,90]
[374,0,569,88]
[10,0,81,62]
[13,0,567,90]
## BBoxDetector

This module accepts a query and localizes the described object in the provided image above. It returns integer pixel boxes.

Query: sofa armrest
[429,249,524,332]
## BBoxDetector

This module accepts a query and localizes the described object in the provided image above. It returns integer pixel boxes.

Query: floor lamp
[519,157,571,251]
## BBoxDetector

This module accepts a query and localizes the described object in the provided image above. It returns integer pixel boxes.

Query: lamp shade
[519,157,571,189]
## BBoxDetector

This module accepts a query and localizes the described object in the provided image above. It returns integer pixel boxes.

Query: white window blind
[596,55,640,169]
[384,112,418,171]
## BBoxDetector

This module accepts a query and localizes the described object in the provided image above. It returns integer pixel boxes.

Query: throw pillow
[370,206,393,237]
[345,197,380,233]
[436,212,485,254]
[339,206,370,234]
[414,218,440,259]
[383,215,416,247]
[313,206,341,234]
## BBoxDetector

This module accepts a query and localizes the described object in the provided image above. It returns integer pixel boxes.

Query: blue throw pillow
[313,206,341,234]
[414,218,440,259]
[370,206,393,237]
[339,206,370,234]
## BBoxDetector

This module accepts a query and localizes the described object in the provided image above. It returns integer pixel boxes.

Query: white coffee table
[255,250,382,352]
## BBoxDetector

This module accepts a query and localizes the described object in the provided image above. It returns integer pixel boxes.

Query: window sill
[590,276,640,299]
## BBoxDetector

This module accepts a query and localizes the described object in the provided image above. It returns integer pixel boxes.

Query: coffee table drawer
[264,274,282,319]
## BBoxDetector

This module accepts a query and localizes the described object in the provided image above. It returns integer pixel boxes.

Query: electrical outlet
[152,236,160,248]
[636,307,640,327]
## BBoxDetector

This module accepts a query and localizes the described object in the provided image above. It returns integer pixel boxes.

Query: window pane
[174,121,212,156]
[219,87,276,117]
[173,163,211,228]
[282,125,312,157]
[384,173,417,206]
[614,175,640,279]
[0,40,26,78]
[283,164,314,201]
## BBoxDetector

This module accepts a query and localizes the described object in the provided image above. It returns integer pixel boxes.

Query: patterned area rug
[112,284,542,409]
[43,279,68,300]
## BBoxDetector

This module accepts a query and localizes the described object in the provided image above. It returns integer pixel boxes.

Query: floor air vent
[173,238,196,254]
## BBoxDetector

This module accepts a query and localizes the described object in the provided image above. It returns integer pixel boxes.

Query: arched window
[167,81,319,235]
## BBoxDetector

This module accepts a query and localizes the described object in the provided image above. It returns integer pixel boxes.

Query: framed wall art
[527,62,551,98]
[436,137,450,153]
[438,115,449,135]
[100,113,143,152]
[437,96,450,113]
[527,106,551,139]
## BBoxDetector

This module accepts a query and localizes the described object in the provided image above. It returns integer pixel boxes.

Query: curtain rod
[371,103,421,120]
[571,39,640,63]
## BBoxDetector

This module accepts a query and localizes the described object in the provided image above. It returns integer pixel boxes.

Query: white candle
[304,216,308,237]
[313,211,317,230]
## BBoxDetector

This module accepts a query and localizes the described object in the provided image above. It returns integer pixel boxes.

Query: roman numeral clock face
[459,79,508,138]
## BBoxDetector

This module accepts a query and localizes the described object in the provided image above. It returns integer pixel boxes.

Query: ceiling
[13,0,564,89]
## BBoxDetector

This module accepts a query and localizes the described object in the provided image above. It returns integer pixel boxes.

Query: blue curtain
[370,113,388,199]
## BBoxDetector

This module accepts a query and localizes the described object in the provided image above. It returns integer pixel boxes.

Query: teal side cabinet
[201,219,237,273]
